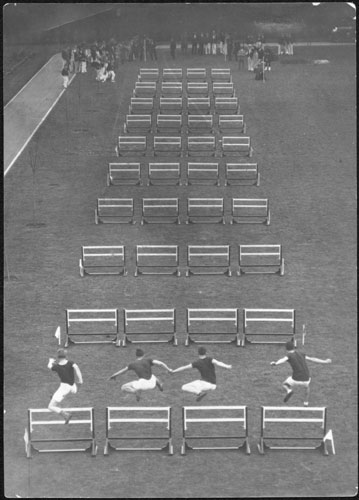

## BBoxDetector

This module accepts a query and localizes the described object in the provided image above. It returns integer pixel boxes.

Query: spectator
[61,63,70,89]
[181,32,188,55]
[237,43,247,70]
[204,32,211,55]
[192,33,198,55]
[170,38,176,59]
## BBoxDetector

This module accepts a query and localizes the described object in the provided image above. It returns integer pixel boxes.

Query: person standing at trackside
[237,43,247,70]
[170,38,176,60]
[108,348,172,401]
[172,347,232,402]
[48,348,83,423]
[61,63,70,89]
[271,340,332,405]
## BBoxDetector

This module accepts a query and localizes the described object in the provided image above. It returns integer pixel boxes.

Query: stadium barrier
[258,406,335,455]
[124,114,152,134]
[65,309,120,347]
[154,136,182,156]
[186,198,225,224]
[139,68,159,82]
[185,308,240,345]
[210,68,232,82]
[238,244,284,276]
[181,406,250,455]
[220,136,252,157]
[25,408,97,458]
[159,97,183,114]
[123,308,177,345]
[141,198,180,224]
[186,161,219,185]
[187,136,216,156]
[135,245,180,276]
[133,81,157,98]
[230,198,270,225]
[187,82,209,97]
[129,97,154,114]
[214,97,239,114]
[117,136,147,156]
[187,114,213,134]
[186,245,231,276]
[219,115,246,134]
[161,81,183,97]
[156,114,182,133]
[186,68,207,81]
[188,97,211,114]
[148,162,181,186]
[224,162,259,186]
[104,407,173,455]
[212,82,235,97]
[95,198,135,224]
[79,246,127,277]
[163,68,183,81]
[242,309,296,346]
[107,162,142,186]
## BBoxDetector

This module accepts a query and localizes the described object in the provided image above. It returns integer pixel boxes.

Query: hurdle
[141,198,179,224]
[187,97,211,115]
[186,68,207,81]
[186,82,209,97]
[186,162,219,186]
[258,406,334,455]
[159,97,183,114]
[107,162,142,186]
[230,198,270,225]
[162,68,183,81]
[104,407,173,455]
[186,198,225,224]
[242,309,296,346]
[219,115,246,134]
[135,245,180,276]
[129,97,154,114]
[187,136,216,157]
[154,136,182,156]
[79,246,127,277]
[65,309,120,346]
[212,82,235,97]
[95,198,135,224]
[148,162,181,186]
[117,136,147,156]
[185,308,240,345]
[224,162,259,186]
[161,82,183,97]
[123,115,152,134]
[181,406,250,455]
[123,308,177,345]
[210,68,232,82]
[139,68,159,82]
[133,81,157,97]
[187,115,213,134]
[25,408,97,458]
[214,97,239,114]
[156,114,182,134]
[186,245,231,276]
[238,245,284,276]
[220,136,252,157]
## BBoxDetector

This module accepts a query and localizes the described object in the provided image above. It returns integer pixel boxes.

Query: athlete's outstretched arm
[73,364,83,384]
[153,360,173,372]
[271,356,288,366]
[305,356,332,364]
[172,364,193,374]
[47,358,56,369]
[108,366,128,380]
[212,359,232,369]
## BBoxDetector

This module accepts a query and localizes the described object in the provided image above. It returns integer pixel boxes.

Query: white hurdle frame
[124,114,152,134]
[154,136,182,156]
[185,308,240,345]
[220,136,252,157]
[186,82,209,97]
[25,408,97,458]
[186,245,232,277]
[186,68,207,81]
[156,114,182,133]
[133,81,157,97]
[219,115,246,134]
[186,198,225,224]
[187,136,216,157]
[79,246,127,277]
[258,406,334,455]
[186,162,219,186]
[238,245,284,276]
[107,163,142,186]
[212,82,235,97]
[141,198,180,224]
[161,81,183,97]
[123,309,177,346]
[224,162,259,186]
[242,308,296,346]
[181,406,250,455]
[95,198,135,224]
[117,136,147,156]
[187,97,211,115]
[162,68,183,81]
[65,309,120,347]
[187,115,214,134]
[214,97,239,114]
[135,245,180,277]
[129,97,154,114]
[159,97,183,114]
[230,198,270,225]
[139,68,159,82]
[210,68,232,82]
[148,162,181,186]
[104,407,173,455]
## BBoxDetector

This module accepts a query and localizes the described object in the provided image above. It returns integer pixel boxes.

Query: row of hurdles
[138,67,233,82]
[79,244,284,277]
[25,405,335,458]
[127,97,240,114]
[133,81,237,98]
[58,307,302,347]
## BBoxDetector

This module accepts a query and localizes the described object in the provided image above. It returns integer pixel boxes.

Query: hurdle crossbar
[79,246,127,277]
[212,82,235,97]
[162,68,183,81]
[139,68,159,82]
[187,82,209,97]
[148,162,181,186]
[187,115,214,134]
[25,408,97,458]
[141,198,179,224]
[133,81,157,97]
[181,406,250,454]
[186,308,239,345]
[159,97,183,114]
[219,115,246,134]
[124,114,152,134]
[225,162,259,186]
[243,309,296,346]
[123,308,177,345]
[186,245,231,276]
[154,136,182,156]
[129,97,154,114]
[238,245,284,276]
[187,97,211,115]
[231,198,270,225]
[214,97,239,114]
[161,82,183,97]
[156,114,182,133]
[107,163,142,186]
[65,309,120,346]
[95,198,135,224]
[186,162,219,185]
[186,198,225,224]
[220,136,252,157]
[135,245,180,277]
[211,68,232,82]
[186,68,207,81]
[117,136,147,156]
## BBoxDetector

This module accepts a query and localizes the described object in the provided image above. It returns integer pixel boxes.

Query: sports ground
[3,44,357,497]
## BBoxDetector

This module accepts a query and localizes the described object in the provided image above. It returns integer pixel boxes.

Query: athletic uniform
[285,351,311,388]
[125,358,157,391]
[51,360,78,402]
[182,357,217,395]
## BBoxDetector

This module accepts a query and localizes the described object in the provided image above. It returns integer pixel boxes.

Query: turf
[4,45,357,498]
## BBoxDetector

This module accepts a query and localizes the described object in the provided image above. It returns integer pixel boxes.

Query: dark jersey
[192,357,216,384]
[128,358,154,380]
[52,360,75,385]
[287,351,310,381]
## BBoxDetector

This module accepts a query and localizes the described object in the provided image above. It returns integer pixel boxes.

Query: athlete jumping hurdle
[48,348,83,424]
[172,347,232,401]
[108,349,172,401]
[271,340,332,405]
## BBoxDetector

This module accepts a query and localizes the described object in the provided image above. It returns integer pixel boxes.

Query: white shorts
[122,374,157,392]
[52,383,77,403]
[182,380,217,395]
[285,376,311,388]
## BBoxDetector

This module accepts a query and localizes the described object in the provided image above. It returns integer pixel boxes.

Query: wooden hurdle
[124,115,152,134]
[186,68,207,81]
[242,309,296,346]
[135,245,180,276]
[186,162,219,186]
[224,162,259,186]
[185,308,240,345]
[230,198,270,225]
[188,97,211,115]
[238,245,284,276]
[212,82,235,97]
[129,97,154,114]
[187,136,216,157]
[220,136,252,157]
[161,81,183,97]
[186,245,232,276]
[186,82,209,97]
[186,198,225,224]
[181,406,250,455]
[214,97,239,114]
[219,115,246,134]
[107,163,142,186]
[187,115,213,134]
[65,309,120,347]
[79,246,127,277]
[141,198,180,224]
[133,81,157,97]
[258,407,334,455]
[159,97,183,114]
[156,114,182,133]
[154,136,182,156]
[139,68,159,82]
[95,198,135,224]
[117,136,147,156]
[104,407,173,455]
[25,408,97,458]
[123,309,177,345]
[148,162,181,186]
[162,68,183,81]
[210,68,232,82]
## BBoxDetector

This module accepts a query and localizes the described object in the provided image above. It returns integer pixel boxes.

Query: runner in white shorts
[271,340,332,405]
[172,347,232,402]
[48,348,83,424]
[108,349,172,401]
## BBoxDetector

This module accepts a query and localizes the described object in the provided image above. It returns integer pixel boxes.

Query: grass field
[4,45,357,498]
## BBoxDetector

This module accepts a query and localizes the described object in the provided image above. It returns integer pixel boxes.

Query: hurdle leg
[266,210,271,225]
[79,259,85,277]
[280,258,285,276]
[95,209,99,224]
